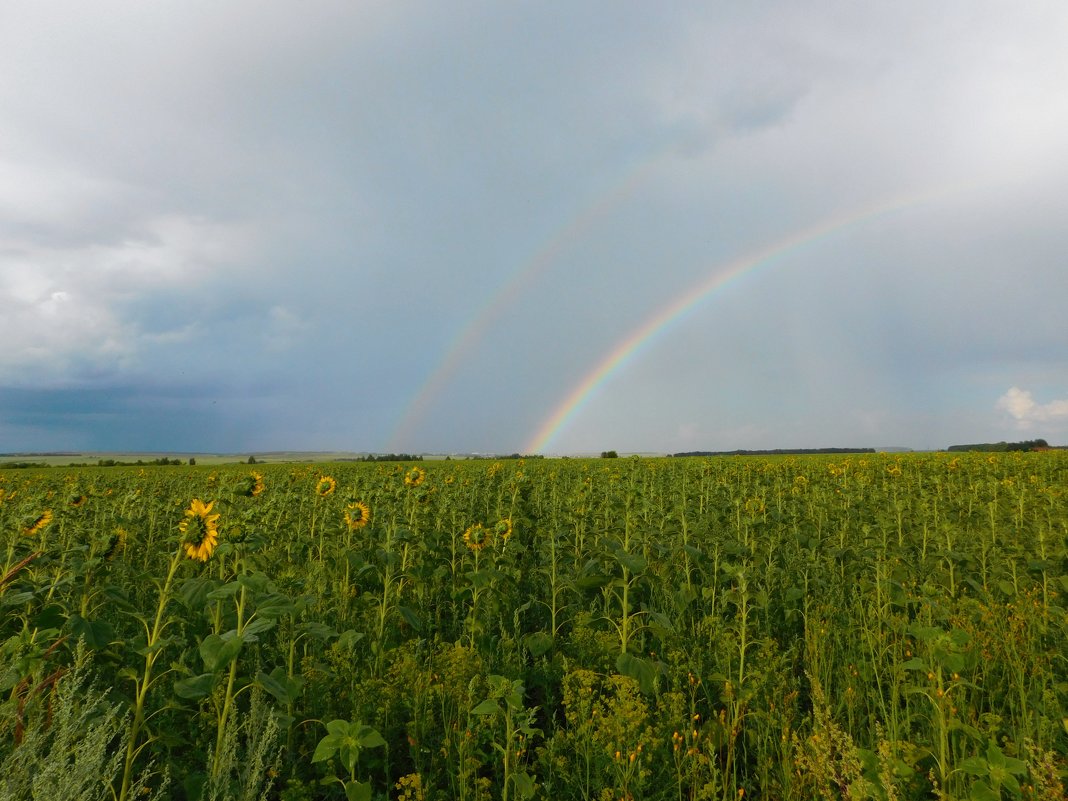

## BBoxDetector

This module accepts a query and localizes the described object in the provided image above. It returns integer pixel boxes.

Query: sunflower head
[69,493,88,508]
[316,476,337,497]
[104,526,129,561]
[404,466,426,488]
[344,501,371,531]
[237,472,266,497]
[24,510,53,536]
[494,518,513,542]
[463,523,489,552]
[179,499,220,562]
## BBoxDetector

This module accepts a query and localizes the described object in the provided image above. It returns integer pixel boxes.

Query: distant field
[2,452,1066,800]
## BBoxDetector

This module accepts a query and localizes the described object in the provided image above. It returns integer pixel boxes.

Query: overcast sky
[2,1,1067,454]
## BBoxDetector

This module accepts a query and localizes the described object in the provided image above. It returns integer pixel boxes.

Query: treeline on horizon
[946,438,1052,452]
[672,447,878,457]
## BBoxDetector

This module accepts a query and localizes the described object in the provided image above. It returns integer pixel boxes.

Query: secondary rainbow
[524,191,947,454]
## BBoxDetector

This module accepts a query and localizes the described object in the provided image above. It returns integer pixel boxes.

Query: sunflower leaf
[200,632,244,672]
[174,672,216,700]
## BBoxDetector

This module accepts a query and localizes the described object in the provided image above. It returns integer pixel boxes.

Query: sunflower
[494,518,513,542]
[404,466,426,488]
[25,510,53,536]
[463,523,489,551]
[179,499,220,562]
[69,494,87,507]
[316,475,337,497]
[104,526,129,561]
[237,471,266,497]
[344,501,371,531]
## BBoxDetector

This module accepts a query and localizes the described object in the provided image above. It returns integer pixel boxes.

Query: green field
[2,453,1066,800]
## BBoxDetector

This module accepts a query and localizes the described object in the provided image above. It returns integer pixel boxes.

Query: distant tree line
[333,453,425,463]
[672,447,877,457]
[946,439,1049,453]
[95,457,188,467]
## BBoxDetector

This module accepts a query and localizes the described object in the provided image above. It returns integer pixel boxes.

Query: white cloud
[996,387,1068,428]
[0,215,256,384]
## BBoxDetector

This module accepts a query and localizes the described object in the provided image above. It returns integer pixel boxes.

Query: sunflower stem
[212,573,247,778]
[117,546,183,801]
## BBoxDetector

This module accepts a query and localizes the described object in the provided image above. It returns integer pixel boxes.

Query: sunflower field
[1,452,1067,800]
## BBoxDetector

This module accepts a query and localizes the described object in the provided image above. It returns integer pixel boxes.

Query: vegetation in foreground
[2,452,1066,800]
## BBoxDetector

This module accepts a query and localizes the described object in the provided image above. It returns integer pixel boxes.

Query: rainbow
[385,159,663,450]
[524,190,952,454]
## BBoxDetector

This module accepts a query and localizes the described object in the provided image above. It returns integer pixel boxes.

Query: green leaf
[575,573,611,591]
[174,673,216,700]
[345,781,372,801]
[357,725,386,748]
[616,652,656,695]
[336,629,365,650]
[326,719,350,736]
[68,614,114,649]
[985,741,1006,770]
[205,581,241,601]
[241,617,276,640]
[523,631,553,658]
[177,577,217,609]
[471,699,500,716]
[614,551,647,574]
[969,780,999,801]
[256,593,296,619]
[256,668,299,705]
[237,572,270,593]
[312,733,342,763]
[398,605,423,633]
[513,770,536,800]
[1003,755,1027,775]
[960,756,989,777]
[200,632,244,672]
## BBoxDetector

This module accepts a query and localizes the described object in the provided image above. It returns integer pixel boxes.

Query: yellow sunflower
[104,527,129,560]
[494,518,513,542]
[404,466,426,488]
[316,475,337,497]
[69,494,87,507]
[179,499,220,562]
[250,471,265,497]
[25,510,53,536]
[344,501,371,531]
[463,523,489,551]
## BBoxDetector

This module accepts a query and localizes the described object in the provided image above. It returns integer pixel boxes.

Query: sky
[2,1,1067,455]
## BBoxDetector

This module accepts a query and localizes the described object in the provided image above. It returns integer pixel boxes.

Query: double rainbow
[523,189,954,453]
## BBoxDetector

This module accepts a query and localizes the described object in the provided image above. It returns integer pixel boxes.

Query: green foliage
[1,452,1066,799]
[0,646,168,801]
